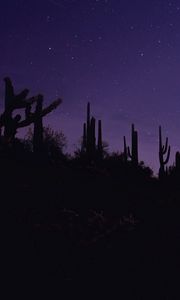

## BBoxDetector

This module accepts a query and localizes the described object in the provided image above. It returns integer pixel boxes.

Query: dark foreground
[2,157,180,299]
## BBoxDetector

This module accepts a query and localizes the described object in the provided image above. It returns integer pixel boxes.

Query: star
[46,16,52,22]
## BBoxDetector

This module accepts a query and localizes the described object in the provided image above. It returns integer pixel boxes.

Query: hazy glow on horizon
[1,0,180,173]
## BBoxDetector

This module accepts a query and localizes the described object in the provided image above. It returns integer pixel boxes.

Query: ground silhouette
[2,78,180,299]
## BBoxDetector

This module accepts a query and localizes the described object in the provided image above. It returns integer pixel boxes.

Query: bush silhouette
[25,126,67,162]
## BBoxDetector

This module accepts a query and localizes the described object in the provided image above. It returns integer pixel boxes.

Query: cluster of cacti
[158,126,171,178]
[81,102,103,161]
[1,79,180,178]
[123,124,139,166]
[80,104,180,178]
[0,77,61,153]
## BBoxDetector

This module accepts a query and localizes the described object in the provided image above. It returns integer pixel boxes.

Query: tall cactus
[4,77,29,111]
[127,124,139,166]
[82,122,87,151]
[97,120,103,154]
[90,116,96,155]
[158,126,170,178]
[175,151,180,170]
[87,102,90,132]
[0,77,62,149]
[2,77,30,142]
[33,95,43,154]
[81,102,103,161]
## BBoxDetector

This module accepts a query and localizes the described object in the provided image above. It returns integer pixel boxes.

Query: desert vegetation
[2,78,180,298]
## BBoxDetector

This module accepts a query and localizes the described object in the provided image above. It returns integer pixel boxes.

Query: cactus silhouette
[158,126,170,178]
[81,102,103,161]
[0,77,62,152]
[97,119,103,157]
[90,116,96,156]
[82,122,87,151]
[127,124,139,166]
[1,77,35,142]
[175,151,180,170]
[33,95,43,154]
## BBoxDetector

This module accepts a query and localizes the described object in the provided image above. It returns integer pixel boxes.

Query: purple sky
[1,0,180,173]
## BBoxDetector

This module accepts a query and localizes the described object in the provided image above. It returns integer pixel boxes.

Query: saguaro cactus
[0,77,62,151]
[127,124,139,166]
[123,136,128,162]
[90,116,96,155]
[82,122,87,151]
[175,151,180,170]
[158,126,170,178]
[33,95,43,154]
[81,102,103,161]
[97,120,103,154]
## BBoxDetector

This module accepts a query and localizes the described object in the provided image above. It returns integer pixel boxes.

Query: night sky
[1,0,180,173]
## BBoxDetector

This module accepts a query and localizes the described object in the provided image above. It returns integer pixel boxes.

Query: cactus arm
[162,137,168,154]
[41,99,62,117]
[4,77,31,110]
[127,146,132,158]
[14,89,29,102]
[17,98,62,128]
[158,126,171,178]
[4,77,14,109]
[164,146,170,165]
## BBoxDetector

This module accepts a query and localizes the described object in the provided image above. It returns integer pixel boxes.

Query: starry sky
[1,0,180,173]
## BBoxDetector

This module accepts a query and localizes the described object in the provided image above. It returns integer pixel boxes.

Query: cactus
[81,123,87,151]
[86,102,91,153]
[158,126,170,178]
[90,116,96,155]
[4,77,29,111]
[97,120,103,156]
[81,102,103,161]
[175,151,180,169]
[0,77,62,150]
[33,95,43,154]
[127,124,139,166]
